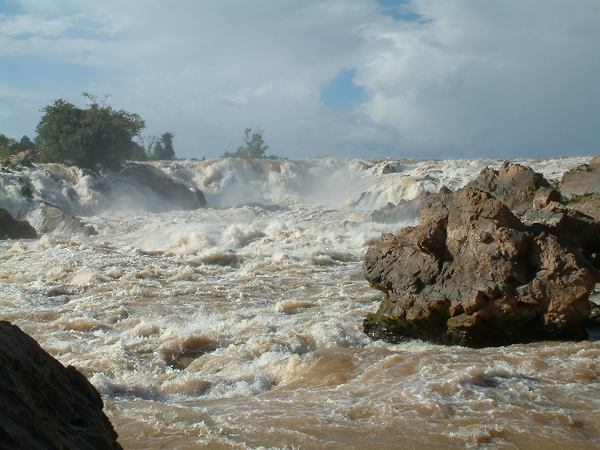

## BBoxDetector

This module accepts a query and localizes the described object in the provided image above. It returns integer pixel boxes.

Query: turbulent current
[1,157,599,449]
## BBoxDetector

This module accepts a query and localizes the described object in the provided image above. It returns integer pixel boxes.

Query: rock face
[26,203,97,236]
[567,193,600,220]
[467,161,559,215]
[560,156,600,198]
[369,191,433,223]
[0,321,121,449]
[0,207,37,239]
[115,163,207,211]
[363,187,598,347]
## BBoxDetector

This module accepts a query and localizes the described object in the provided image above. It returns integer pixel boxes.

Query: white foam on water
[1,156,598,449]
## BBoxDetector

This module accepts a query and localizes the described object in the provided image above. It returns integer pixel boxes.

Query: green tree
[36,96,145,169]
[0,134,15,159]
[10,135,36,152]
[0,133,14,149]
[147,132,176,160]
[223,128,275,159]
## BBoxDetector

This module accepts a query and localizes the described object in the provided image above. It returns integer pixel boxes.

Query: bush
[36,96,145,169]
[223,128,277,159]
[147,132,176,161]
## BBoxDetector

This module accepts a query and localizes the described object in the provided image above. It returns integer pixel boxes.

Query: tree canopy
[147,132,176,161]
[0,134,36,160]
[223,128,276,159]
[36,96,145,169]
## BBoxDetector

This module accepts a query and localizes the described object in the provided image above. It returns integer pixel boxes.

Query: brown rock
[560,156,600,198]
[521,202,600,270]
[363,187,598,347]
[467,162,559,214]
[567,193,600,221]
[0,321,122,449]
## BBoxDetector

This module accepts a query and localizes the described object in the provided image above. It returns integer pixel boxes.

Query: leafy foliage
[0,134,36,161]
[223,128,276,159]
[35,96,145,169]
[147,132,176,160]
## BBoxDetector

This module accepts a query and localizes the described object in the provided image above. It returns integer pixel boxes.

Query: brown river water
[1,157,599,449]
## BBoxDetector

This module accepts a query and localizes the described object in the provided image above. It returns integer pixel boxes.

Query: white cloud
[355,0,600,157]
[1,0,599,158]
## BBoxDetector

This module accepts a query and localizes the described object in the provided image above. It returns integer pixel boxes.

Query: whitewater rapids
[1,157,599,449]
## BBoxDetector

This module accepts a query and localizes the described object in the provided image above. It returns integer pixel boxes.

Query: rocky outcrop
[363,187,598,347]
[467,162,560,215]
[560,156,600,198]
[27,203,97,236]
[0,321,121,449]
[0,207,37,239]
[114,163,207,211]
[521,202,600,270]
[369,192,433,223]
[567,193,600,220]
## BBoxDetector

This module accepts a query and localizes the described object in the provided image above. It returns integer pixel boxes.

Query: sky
[0,0,599,159]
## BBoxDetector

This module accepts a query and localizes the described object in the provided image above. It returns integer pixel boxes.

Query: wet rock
[27,203,97,236]
[380,161,405,174]
[0,321,122,449]
[467,162,559,215]
[560,156,600,198]
[369,192,432,223]
[521,202,600,270]
[0,207,37,239]
[117,163,207,211]
[363,187,598,347]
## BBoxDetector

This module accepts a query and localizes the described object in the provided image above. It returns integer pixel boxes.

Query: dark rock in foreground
[363,187,598,347]
[0,207,37,239]
[0,321,121,449]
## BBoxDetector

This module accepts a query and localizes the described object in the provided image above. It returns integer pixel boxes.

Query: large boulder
[0,207,37,239]
[369,191,433,223]
[521,202,600,270]
[566,193,600,221]
[26,203,97,236]
[560,156,600,198]
[0,321,121,449]
[116,163,207,211]
[467,162,560,215]
[363,187,598,347]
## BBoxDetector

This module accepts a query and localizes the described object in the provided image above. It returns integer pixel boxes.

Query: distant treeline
[2,93,279,170]
[1,93,176,170]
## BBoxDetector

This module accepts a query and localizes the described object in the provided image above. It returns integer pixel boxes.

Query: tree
[35,96,145,169]
[0,134,15,159]
[223,128,276,159]
[10,135,36,152]
[0,134,14,149]
[146,132,176,160]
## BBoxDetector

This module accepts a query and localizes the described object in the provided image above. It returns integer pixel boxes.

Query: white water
[1,156,599,449]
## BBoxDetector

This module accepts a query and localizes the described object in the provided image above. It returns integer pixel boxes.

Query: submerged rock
[0,321,121,449]
[363,187,598,347]
[0,207,37,239]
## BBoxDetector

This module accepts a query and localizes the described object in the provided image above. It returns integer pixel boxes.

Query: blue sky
[1,0,599,159]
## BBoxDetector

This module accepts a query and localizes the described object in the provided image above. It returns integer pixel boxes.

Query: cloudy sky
[1,0,599,159]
